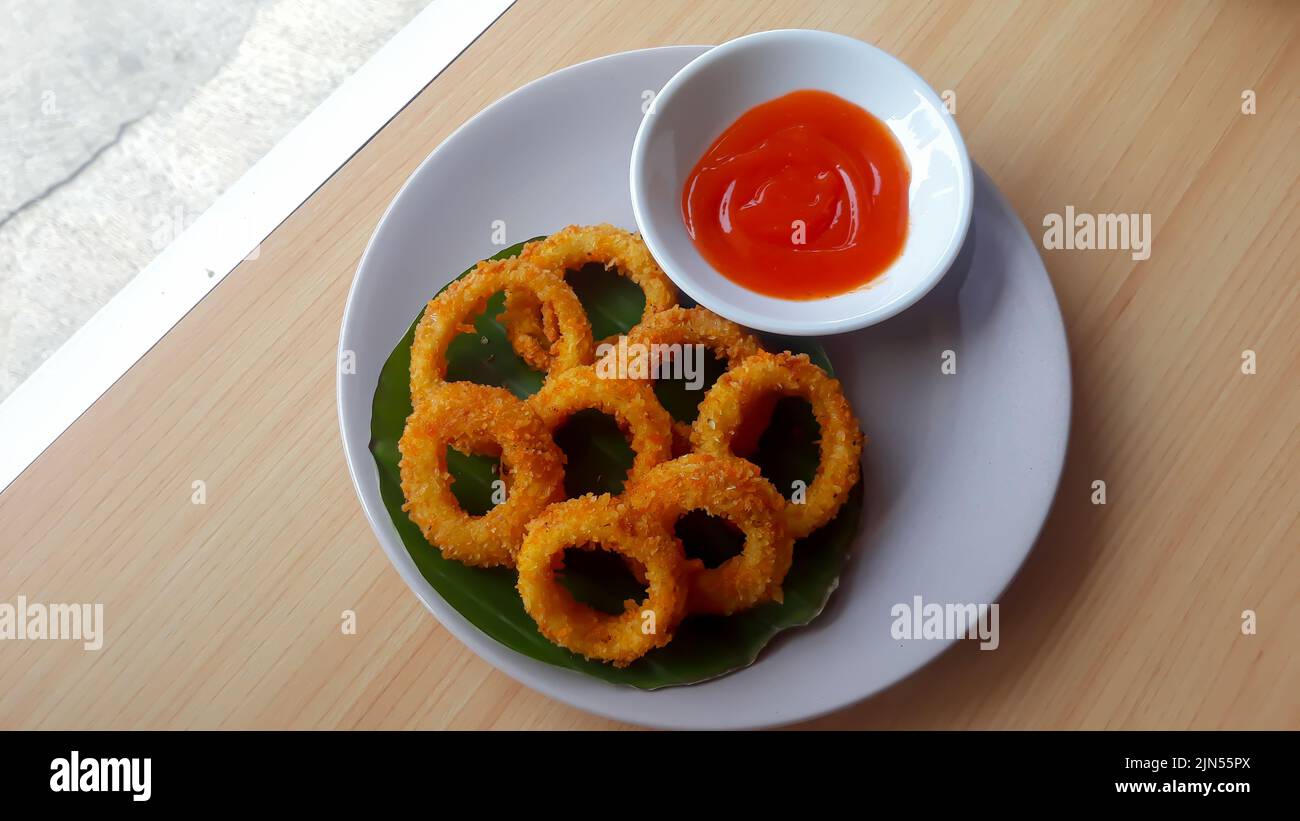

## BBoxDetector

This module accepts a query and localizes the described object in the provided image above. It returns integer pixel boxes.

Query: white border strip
[0,0,514,493]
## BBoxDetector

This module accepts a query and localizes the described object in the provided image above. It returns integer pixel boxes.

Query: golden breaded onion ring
[625,454,792,616]
[595,306,764,389]
[410,257,592,400]
[516,494,689,666]
[598,306,767,457]
[618,305,764,369]
[527,365,674,481]
[501,224,677,371]
[692,352,863,539]
[400,382,565,568]
[670,420,694,458]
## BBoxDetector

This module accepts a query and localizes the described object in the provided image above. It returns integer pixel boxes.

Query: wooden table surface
[1,0,1296,730]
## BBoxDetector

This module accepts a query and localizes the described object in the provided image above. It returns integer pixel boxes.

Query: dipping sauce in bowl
[681,89,910,300]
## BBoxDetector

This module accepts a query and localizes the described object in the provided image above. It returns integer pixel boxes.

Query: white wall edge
[0,0,515,493]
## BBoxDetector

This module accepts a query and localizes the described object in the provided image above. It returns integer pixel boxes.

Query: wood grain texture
[0,0,1296,730]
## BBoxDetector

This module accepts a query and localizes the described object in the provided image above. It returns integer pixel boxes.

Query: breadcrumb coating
[527,365,674,480]
[625,454,792,615]
[400,382,565,568]
[501,224,677,370]
[516,494,689,665]
[410,256,592,401]
[692,351,863,538]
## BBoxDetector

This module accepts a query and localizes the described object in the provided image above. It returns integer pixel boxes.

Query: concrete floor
[0,0,428,401]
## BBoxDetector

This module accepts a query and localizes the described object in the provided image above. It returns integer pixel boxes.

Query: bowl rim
[629,28,975,336]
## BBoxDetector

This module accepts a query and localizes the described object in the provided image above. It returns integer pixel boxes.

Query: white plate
[338,46,1071,729]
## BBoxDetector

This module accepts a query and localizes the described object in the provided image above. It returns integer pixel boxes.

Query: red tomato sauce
[681,89,910,300]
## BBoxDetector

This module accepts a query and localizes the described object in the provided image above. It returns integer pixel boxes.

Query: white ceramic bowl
[630,29,974,335]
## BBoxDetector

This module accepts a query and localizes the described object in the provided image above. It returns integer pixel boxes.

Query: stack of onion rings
[410,256,593,398]
[399,225,864,666]
[598,306,771,456]
[501,224,678,371]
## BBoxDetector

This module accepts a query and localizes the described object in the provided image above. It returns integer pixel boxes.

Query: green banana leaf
[369,239,863,688]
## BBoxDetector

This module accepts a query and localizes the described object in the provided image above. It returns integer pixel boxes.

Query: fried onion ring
[501,224,677,371]
[598,306,767,457]
[670,420,694,458]
[672,403,775,457]
[400,382,565,568]
[526,365,674,481]
[625,454,792,615]
[691,352,863,539]
[410,257,592,399]
[620,306,763,368]
[516,494,689,665]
